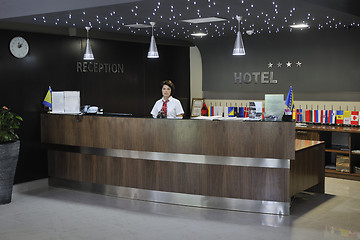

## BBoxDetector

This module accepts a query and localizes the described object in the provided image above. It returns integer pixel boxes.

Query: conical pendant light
[233,16,246,56]
[147,22,159,59]
[83,26,94,60]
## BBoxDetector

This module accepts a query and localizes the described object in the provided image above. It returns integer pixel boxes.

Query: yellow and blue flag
[43,86,52,108]
[285,86,294,111]
[228,107,235,117]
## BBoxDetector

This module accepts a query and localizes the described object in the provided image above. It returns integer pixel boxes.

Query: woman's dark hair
[161,80,175,96]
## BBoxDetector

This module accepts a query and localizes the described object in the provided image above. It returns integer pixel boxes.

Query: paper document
[52,91,65,113]
[64,91,80,113]
[51,91,80,114]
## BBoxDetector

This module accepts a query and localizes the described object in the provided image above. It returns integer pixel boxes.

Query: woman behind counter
[151,80,184,118]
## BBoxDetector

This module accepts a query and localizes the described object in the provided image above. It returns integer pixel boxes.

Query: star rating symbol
[277,62,282,68]
[296,61,302,67]
[268,62,273,68]
[286,61,292,67]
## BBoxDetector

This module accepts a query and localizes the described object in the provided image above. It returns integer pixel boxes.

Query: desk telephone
[81,105,99,114]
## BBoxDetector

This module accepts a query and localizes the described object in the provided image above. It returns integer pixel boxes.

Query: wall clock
[9,36,29,58]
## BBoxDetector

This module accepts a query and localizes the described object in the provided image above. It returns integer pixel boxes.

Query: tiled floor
[1,177,360,240]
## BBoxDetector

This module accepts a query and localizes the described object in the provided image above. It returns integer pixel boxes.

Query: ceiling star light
[233,15,245,56]
[83,26,94,60]
[191,32,207,36]
[290,23,309,28]
[147,22,159,59]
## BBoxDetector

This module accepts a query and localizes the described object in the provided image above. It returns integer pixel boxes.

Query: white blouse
[150,96,184,118]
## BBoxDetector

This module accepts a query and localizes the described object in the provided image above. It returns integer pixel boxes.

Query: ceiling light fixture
[147,22,159,59]
[125,23,152,28]
[181,17,227,24]
[83,26,94,60]
[233,15,245,56]
[290,23,309,28]
[191,32,207,36]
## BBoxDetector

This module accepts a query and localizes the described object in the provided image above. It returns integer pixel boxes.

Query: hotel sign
[234,72,277,84]
[77,62,124,74]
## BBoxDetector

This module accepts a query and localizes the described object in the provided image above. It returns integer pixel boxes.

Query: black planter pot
[0,141,20,204]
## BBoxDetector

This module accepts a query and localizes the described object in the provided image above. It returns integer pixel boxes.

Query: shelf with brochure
[295,124,360,181]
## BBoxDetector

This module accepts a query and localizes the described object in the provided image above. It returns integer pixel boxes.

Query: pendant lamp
[233,16,246,56]
[83,26,94,60]
[147,22,159,59]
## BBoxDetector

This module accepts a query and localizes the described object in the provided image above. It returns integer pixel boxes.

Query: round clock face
[9,37,29,58]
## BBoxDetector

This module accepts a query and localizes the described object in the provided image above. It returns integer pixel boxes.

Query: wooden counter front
[41,114,295,159]
[41,114,323,215]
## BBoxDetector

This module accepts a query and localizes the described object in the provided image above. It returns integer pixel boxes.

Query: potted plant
[0,106,23,204]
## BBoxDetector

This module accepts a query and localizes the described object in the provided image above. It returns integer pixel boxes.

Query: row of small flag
[207,106,255,118]
[294,109,359,125]
[206,105,360,126]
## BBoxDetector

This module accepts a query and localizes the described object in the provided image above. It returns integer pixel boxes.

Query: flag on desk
[305,110,311,123]
[201,102,208,116]
[336,110,344,124]
[42,86,52,109]
[234,107,238,117]
[244,107,249,118]
[296,109,303,122]
[328,110,336,124]
[292,108,296,120]
[316,110,322,123]
[321,110,327,124]
[224,107,229,117]
[311,110,316,123]
[343,111,351,125]
[312,110,318,123]
[228,107,235,117]
[238,107,245,117]
[285,86,294,111]
[262,107,265,120]
[215,106,223,116]
[350,111,359,125]
[208,106,215,116]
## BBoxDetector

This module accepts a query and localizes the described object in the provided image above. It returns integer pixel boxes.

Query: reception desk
[41,114,324,215]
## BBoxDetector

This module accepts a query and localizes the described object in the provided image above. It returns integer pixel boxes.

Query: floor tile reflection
[0,177,359,240]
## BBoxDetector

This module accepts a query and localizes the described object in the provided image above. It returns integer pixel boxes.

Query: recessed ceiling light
[191,32,207,36]
[181,17,227,24]
[290,23,309,28]
[125,23,152,28]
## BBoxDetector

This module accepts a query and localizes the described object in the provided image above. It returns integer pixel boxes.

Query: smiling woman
[150,80,184,118]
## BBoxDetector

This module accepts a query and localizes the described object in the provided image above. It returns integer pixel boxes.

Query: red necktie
[161,100,169,117]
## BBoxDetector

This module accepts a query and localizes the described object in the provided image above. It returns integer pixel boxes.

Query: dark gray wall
[196,29,360,101]
[0,29,190,184]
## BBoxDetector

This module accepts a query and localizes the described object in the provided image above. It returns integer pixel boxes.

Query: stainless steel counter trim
[75,147,290,169]
[49,178,290,215]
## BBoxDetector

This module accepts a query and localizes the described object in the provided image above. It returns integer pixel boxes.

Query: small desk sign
[265,94,284,121]
[191,98,204,117]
